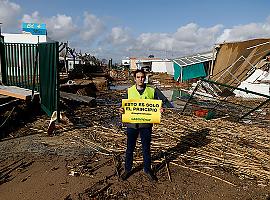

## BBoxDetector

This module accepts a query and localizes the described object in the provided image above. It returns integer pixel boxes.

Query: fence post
[55,42,60,122]
[0,36,7,84]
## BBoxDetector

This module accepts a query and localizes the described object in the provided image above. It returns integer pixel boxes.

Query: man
[119,69,161,182]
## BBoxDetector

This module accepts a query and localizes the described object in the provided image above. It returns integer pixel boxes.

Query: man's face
[135,72,145,86]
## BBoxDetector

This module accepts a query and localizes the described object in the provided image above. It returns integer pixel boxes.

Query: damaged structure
[172,52,213,82]
[210,38,270,97]
[179,38,270,127]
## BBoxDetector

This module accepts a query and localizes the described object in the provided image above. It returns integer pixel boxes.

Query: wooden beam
[60,91,95,104]
[0,85,39,101]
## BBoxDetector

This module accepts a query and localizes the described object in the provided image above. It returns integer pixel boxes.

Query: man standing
[119,69,160,182]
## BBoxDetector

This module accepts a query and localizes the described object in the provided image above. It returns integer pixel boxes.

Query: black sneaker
[144,170,158,182]
[120,170,131,181]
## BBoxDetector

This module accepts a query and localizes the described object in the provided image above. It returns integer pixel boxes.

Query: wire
[0,106,15,128]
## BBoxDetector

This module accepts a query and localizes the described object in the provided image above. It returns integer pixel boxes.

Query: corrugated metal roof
[173,52,213,67]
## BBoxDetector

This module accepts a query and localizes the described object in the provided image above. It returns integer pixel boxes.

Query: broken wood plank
[163,152,172,182]
[0,99,20,109]
[88,183,112,198]
[60,91,96,104]
[155,87,174,108]
[0,85,39,101]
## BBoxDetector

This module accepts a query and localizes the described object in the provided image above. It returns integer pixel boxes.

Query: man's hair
[133,69,146,78]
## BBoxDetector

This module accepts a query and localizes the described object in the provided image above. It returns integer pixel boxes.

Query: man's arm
[119,91,128,114]
[154,88,174,108]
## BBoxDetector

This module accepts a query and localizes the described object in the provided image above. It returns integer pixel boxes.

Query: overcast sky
[1,0,270,62]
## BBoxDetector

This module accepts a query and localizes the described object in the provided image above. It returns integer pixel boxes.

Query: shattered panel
[211,38,270,88]
[180,79,270,128]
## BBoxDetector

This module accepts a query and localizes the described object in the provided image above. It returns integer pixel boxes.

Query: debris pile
[179,78,270,127]
[150,73,190,89]
[92,77,108,91]
[51,104,270,186]
[109,70,129,81]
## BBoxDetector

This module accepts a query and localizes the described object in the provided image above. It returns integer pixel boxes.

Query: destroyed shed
[210,38,270,96]
[172,52,213,82]
[174,38,270,127]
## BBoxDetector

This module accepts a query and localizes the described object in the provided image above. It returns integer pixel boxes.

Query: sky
[1,0,270,62]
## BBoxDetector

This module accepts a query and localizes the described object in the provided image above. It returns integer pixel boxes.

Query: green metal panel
[38,42,59,117]
[1,42,59,117]
[182,63,206,81]
[173,62,181,81]
[3,43,38,89]
[173,62,206,81]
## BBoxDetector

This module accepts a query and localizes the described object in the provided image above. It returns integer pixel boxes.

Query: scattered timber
[60,91,96,104]
[58,106,270,185]
[0,85,39,101]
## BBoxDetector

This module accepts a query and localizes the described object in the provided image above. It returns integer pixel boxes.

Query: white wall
[234,82,270,98]
[122,59,130,65]
[67,59,81,71]
[152,61,173,73]
[2,33,47,44]
[234,69,270,98]
[166,61,174,75]
[245,69,269,82]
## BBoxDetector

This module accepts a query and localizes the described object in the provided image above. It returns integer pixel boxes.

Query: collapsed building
[177,38,270,127]
[210,38,270,97]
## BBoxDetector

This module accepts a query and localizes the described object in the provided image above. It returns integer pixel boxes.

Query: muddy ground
[0,88,270,200]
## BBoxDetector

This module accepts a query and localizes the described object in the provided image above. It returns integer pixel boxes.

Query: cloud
[217,20,270,43]
[0,0,21,30]
[46,14,78,40]
[106,27,132,45]
[21,11,40,23]
[4,1,269,61]
[94,23,224,60]
[174,23,223,45]
[22,11,78,41]
[124,23,223,58]
[79,12,105,42]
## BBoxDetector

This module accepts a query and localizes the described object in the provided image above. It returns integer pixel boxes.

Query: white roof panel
[173,52,213,67]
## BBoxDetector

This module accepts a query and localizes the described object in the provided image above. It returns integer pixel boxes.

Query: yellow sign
[122,99,162,123]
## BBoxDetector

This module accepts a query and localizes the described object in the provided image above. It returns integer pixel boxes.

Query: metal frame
[181,78,270,126]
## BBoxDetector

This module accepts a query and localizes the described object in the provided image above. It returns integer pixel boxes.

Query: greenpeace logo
[131,118,151,121]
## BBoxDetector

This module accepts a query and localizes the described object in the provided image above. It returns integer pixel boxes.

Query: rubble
[56,105,270,185]
[0,86,270,199]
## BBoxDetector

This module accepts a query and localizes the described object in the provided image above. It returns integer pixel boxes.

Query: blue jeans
[125,127,152,173]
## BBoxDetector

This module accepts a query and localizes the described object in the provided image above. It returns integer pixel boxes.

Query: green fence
[39,42,59,116]
[2,43,39,90]
[0,41,59,117]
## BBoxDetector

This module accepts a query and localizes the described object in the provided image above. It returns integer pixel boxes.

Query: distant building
[2,22,49,44]
[151,59,173,75]
[122,57,173,74]
[121,59,130,67]
[2,33,48,44]
[59,57,82,71]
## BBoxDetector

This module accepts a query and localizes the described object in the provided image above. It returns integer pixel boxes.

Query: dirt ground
[1,150,270,200]
[1,89,270,200]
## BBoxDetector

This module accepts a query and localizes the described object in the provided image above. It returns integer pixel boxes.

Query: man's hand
[160,108,164,113]
[119,107,125,114]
